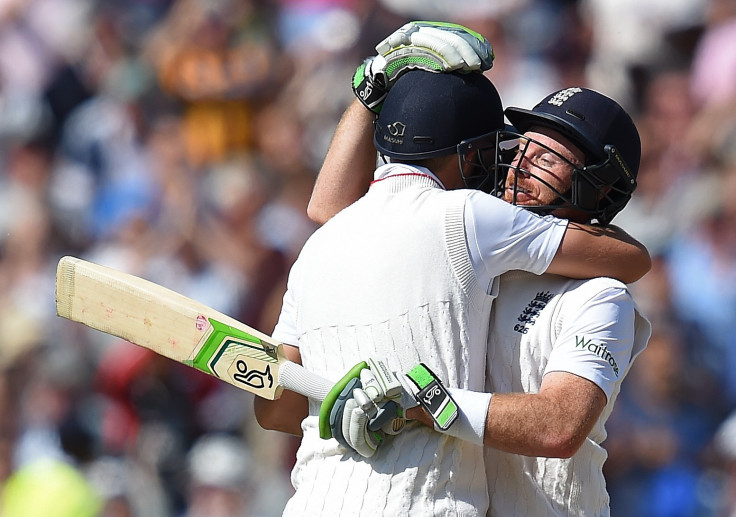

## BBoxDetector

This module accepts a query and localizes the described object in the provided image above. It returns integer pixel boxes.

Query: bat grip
[278,361,333,401]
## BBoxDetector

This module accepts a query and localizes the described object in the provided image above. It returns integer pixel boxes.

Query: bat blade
[55,256,332,401]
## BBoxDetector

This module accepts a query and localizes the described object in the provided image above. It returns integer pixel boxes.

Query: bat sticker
[186,318,279,387]
[231,359,274,390]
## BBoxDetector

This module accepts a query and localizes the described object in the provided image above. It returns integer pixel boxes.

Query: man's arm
[307,99,377,225]
[405,285,637,456]
[310,104,650,283]
[325,360,606,458]
[547,223,651,284]
[407,372,606,457]
[484,373,606,457]
[254,344,309,436]
[309,20,495,223]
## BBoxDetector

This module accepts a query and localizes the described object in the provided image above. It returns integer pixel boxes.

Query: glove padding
[352,21,495,113]
[328,376,383,457]
[319,361,367,440]
[377,21,495,74]
[319,359,409,458]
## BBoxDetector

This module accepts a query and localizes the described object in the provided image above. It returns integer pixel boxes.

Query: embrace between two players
[255,21,651,517]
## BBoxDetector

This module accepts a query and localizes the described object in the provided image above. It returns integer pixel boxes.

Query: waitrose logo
[575,336,620,376]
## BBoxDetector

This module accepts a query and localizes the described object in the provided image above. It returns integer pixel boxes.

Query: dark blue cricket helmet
[503,87,641,225]
[373,70,505,191]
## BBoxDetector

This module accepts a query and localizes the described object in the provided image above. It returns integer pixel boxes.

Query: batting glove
[318,358,410,457]
[319,358,461,457]
[319,361,367,441]
[364,359,461,433]
[352,21,495,114]
[368,361,490,446]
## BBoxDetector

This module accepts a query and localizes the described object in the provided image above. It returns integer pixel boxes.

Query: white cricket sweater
[484,271,651,517]
[274,164,568,517]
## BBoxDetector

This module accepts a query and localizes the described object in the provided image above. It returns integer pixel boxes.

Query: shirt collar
[372,163,446,190]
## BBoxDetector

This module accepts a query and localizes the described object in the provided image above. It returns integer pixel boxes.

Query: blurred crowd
[0,0,735,515]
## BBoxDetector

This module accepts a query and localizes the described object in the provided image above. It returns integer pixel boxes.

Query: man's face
[503,127,586,214]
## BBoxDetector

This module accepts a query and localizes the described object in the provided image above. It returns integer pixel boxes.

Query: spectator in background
[182,434,255,517]
[582,0,705,107]
[145,0,285,168]
[604,329,725,516]
[689,0,736,109]
[614,67,705,255]
[664,169,736,401]
[1,456,102,517]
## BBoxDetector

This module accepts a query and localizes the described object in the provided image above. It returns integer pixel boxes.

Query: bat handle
[278,361,333,401]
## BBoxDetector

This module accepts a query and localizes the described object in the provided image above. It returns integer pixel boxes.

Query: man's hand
[318,359,409,457]
[377,21,495,73]
[318,361,367,440]
[352,21,495,113]
[318,358,462,457]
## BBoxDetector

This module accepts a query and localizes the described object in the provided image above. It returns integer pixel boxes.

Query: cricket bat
[55,256,333,402]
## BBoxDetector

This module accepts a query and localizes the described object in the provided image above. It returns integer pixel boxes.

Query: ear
[458,148,481,173]
[462,147,480,162]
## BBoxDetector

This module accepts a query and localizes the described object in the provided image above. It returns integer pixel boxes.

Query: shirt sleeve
[544,286,637,401]
[465,192,568,292]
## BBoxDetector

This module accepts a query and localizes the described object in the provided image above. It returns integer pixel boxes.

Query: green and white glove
[319,359,460,457]
[318,359,407,458]
[352,21,495,114]
[318,361,367,441]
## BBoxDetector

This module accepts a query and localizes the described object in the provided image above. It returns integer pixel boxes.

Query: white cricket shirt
[485,272,651,517]
[273,163,569,517]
